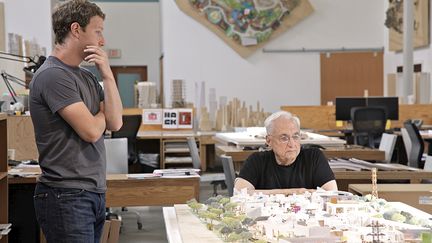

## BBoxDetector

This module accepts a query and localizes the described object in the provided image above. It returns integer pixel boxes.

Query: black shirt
[239,148,335,189]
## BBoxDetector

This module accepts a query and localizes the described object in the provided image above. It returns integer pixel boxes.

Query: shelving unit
[0,113,9,243]
[161,139,199,169]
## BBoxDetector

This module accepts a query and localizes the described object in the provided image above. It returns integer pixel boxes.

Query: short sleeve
[37,68,82,114]
[312,149,336,187]
[238,153,261,187]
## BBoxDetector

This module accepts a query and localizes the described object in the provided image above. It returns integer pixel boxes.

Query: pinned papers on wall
[163,109,179,129]
[142,109,162,125]
[162,108,193,129]
[178,109,193,129]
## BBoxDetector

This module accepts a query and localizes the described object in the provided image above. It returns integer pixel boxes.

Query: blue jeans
[33,183,106,243]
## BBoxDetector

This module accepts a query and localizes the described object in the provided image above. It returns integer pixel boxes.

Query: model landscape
[187,190,432,242]
[189,0,303,47]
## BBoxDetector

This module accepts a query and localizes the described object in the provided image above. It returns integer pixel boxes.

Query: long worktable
[8,172,199,243]
[216,144,385,167]
[215,145,432,191]
[9,173,200,206]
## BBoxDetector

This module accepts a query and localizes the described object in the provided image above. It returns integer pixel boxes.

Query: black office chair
[186,137,226,196]
[403,121,425,168]
[111,114,142,165]
[220,155,236,197]
[350,106,386,148]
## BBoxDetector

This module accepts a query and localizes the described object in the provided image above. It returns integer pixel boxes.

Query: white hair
[264,111,300,135]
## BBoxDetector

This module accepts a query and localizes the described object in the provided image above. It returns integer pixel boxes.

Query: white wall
[1,0,52,54]
[97,2,161,87]
[0,0,52,96]
[383,0,432,98]
[162,0,385,112]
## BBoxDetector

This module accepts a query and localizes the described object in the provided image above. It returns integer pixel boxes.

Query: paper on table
[127,173,161,179]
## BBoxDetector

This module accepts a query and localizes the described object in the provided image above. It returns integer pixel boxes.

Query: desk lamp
[0,51,46,105]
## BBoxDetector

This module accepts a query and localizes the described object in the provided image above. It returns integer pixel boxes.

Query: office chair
[186,137,226,196]
[350,106,386,148]
[220,155,236,197]
[378,133,397,163]
[104,138,143,230]
[111,114,142,165]
[402,121,425,168]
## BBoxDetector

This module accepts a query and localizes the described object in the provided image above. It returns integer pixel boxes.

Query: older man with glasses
[234,111,338,195]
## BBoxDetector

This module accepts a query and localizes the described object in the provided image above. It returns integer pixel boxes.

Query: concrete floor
[118,182,228,243]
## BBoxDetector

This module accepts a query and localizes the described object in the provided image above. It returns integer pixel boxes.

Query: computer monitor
[335,97,367,121]
[367,96,399,120]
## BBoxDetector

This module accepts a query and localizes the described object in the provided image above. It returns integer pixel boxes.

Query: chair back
[111,115,142,163]
[378,133,397,163]
[220,155,236,197]
[104,138,128,174]
[186,137,201,169]
[424,156,432,171]
[351,106,386,148]
[403,121,424,168]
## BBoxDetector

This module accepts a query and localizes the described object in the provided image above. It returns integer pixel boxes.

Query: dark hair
[52,0,105,44]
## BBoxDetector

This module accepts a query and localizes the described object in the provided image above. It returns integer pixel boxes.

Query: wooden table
[9,173,200,207]
[334,170,432,191]
[9,173,199,243]
[214,146,431,191]
[105,174,199,207]
[215,144,385,169]
[348,184,432,214]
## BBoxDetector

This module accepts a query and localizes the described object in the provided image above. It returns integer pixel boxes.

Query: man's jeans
[34,183,106,243]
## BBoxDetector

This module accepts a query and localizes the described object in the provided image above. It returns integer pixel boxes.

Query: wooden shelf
[0,113,9,243]
[161,138,197,169]
[0,172,6,180]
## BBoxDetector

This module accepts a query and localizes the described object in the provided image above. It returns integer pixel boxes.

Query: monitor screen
[335,97,367,121]
[367,96,399,120]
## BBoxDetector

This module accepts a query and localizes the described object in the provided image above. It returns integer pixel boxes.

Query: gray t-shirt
[29,56,106,193]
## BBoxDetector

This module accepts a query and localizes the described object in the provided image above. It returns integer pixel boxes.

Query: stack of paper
[0,223,11,236]
[153,168,200,178]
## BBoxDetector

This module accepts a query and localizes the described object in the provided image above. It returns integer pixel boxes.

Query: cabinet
[161,139,199,169]
[136,132,215,171]
[0,113,9,243]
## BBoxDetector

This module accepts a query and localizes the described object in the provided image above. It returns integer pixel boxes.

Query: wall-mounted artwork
[175,0,314,58]
[142,109,162,125]
[385,0,429,51]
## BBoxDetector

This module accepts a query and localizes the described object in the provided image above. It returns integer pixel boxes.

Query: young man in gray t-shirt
[30,1,123,242]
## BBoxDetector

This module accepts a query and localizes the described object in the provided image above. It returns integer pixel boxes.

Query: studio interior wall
[161,0,385,112]
[97,2,161,88]
[0,0,52,96]
[383,0,432,98]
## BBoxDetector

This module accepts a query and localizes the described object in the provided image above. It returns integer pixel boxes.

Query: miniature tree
[224,202,239,211]
[222,217,242,229]
[209,207,224,218]
[188,201,203,214]
[227,232,241,242]
[206,212,219,230]
[220,226,234,240]
[239,231,253,242]
[219,197,230,205]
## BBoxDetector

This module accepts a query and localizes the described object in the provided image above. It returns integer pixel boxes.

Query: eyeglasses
[269,133,301,144]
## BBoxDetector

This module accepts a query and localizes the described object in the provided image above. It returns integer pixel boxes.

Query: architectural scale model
[371,167,378,199]
[187,190,432,242]
[135,81,158,108]
[171,79,186,108]
[215,98,269,131]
